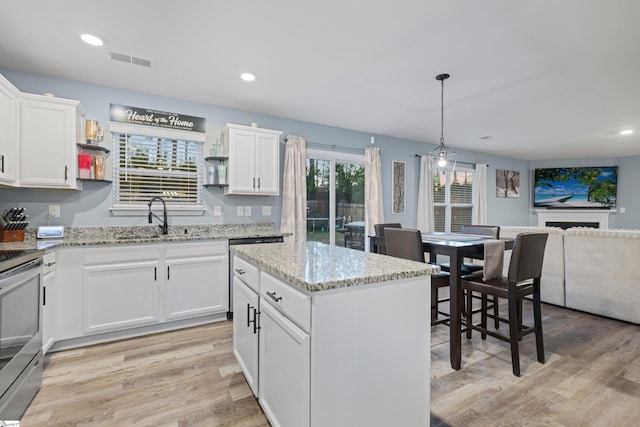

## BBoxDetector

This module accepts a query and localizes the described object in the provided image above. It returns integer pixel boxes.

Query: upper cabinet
[224,124,282,196]
[0,74,20,186]
[19,93,85,189]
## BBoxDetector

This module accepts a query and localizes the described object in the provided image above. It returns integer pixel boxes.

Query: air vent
[109,51,154,69]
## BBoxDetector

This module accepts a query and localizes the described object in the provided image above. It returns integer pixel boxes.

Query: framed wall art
[496,169,520,198]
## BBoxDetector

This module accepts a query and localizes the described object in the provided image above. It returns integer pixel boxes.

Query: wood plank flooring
[19,302,640,426]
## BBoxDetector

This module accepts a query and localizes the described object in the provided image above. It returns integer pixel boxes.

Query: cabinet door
[20,96,82,188]
[82,260,162,334]
[0,75,19,185]
[164,253,228,321]
[232,277,260,397]
[259,301,310,427]
[255,133,279,195]
[42,269,56,354]
[227,128,257,194]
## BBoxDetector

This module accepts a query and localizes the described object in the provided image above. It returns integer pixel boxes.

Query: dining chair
[439,225,502,329]
[461,232,548,376]
[383,228,450,325]
[373,223,402,254]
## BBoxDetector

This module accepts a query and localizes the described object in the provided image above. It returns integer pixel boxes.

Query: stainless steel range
[0,249,43,421]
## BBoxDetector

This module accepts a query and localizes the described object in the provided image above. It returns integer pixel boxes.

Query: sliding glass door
[306,149,365,249]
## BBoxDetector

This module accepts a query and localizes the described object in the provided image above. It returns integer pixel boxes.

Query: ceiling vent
[108,51,154,69]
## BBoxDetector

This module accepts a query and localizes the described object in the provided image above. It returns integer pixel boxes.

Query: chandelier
[428,73,457,169]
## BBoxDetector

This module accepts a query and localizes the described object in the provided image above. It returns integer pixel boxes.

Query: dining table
[420,232,514,370]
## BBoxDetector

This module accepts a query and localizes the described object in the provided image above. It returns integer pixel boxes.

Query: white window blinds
[112,133,203,208]
[433,168,474,233]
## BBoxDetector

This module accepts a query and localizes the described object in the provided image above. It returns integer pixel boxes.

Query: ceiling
[1,1,639,161]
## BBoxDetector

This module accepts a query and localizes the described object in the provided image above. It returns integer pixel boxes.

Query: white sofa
[564,228,640,325]
[500,226,566,307]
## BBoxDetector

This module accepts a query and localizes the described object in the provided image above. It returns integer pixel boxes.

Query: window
[306,149,365,249]
[433,168,474,232]
[112,132,203,212]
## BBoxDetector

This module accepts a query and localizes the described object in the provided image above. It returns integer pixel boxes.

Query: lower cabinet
[258,300,310,427]
[165,241,228,321]
[54,241,228,346]
[232,277,259,396]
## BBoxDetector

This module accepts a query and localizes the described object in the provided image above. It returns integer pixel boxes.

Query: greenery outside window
[111,128,203,215]
[433,168,474,232]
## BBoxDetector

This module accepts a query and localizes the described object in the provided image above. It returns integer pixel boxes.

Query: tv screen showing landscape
[533,166,618,208]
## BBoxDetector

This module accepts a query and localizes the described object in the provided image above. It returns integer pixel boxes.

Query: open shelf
[77,143,110,153]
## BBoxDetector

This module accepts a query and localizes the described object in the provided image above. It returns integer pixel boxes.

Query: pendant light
[428,73,457,169]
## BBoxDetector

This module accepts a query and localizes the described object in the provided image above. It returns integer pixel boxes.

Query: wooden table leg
[449,250,462,370]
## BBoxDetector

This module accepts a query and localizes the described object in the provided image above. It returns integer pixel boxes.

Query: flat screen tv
[533,166,618,208]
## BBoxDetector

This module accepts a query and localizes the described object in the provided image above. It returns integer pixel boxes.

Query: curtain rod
[284,138,381,154]
[412,154,487,168]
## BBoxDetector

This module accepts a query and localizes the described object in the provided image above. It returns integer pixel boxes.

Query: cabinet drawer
[233,256,259,292]
[260,271,310,332]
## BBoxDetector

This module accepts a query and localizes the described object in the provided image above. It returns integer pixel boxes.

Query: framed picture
[392,160,406,214]
[496,169,520,198]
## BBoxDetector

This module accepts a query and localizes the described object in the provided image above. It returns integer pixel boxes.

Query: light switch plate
[237,206,244,216]
[262,206,272,216]
[244,206,252,216]
[213,205,222,216]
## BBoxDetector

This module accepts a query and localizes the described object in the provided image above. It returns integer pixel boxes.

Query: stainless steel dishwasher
[227,236,284,319]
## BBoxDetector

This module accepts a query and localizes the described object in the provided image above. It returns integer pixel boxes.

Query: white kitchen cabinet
[232,277,260,396]
[53,241,229,348]
[82,245,163,334]
[20,93,85,189]
[41,251,57,354]
[0,74,19,186]
[259,298,310,427]
[224,124,282,195]
[164,241,228,321]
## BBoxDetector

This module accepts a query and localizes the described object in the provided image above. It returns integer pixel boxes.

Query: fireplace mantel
[534,209,612,229]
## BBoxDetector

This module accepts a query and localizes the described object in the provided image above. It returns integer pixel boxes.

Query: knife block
[0,228,25,242]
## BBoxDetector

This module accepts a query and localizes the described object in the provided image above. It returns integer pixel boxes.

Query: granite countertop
[0,223,284,251]
[233,241,440,292]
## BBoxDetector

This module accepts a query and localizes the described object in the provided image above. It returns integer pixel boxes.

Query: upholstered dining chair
[373,223,402,255]
[440,224,502,329]
[384,228,451,325]
[461,232,548,376]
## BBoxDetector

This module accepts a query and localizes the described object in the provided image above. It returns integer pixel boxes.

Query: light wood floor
[19,303,640,426]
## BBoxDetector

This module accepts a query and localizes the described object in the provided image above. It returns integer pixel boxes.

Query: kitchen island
[232,241,438,427]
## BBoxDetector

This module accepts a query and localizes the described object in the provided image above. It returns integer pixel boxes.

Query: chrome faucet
[148,196,168,235]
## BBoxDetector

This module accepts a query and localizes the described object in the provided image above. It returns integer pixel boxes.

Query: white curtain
[364,147,384,236]
[416,155,435,232]
[281,135,307,242]
[472,163,488,225]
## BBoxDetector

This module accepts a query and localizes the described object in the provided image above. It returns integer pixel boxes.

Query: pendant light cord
[440,77,445,146]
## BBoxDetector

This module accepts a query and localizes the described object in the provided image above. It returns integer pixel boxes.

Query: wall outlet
[262,206,272,216]
[244,206,252,216]
[49,204,60,218]
[620,207,626,214]
[213,205,222,216]
[237,206,244,216]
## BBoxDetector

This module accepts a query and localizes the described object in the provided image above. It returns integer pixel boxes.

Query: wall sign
[110,104,205,133]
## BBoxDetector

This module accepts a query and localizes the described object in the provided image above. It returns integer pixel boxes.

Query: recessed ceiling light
[240,72,256,82]
[619,129,634,135]
[80,33,104,46]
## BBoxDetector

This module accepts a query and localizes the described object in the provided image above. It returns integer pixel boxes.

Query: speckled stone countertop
[0,223,283,251]
[233,241,440,292]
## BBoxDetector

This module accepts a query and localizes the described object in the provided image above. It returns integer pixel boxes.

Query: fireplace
[535,209,611,229]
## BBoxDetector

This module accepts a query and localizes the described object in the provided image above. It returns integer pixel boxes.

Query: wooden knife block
[0,228,25,242]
